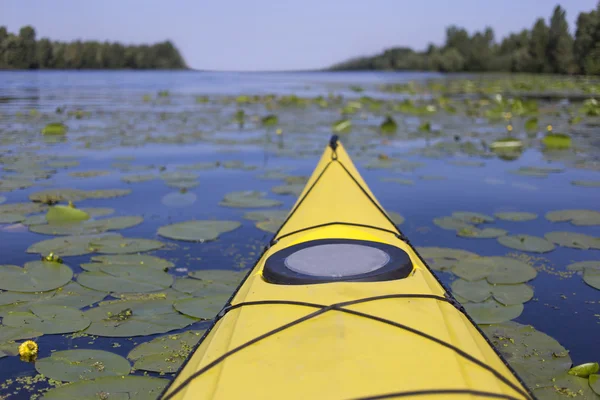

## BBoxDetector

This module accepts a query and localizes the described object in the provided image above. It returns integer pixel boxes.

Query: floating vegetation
[42,375,168,399]
[35,349,131,382]
[41,122,67,135]
[78,265,173,293]
[0,261,72,292]
[332,119,352,134]
[127,330,203,373]
[219,191,282,208]
[545,209,600,226]
[173,294,231,320]
[158,220,241,242]
[542,133,572,149]
[27,234,164,257]
[497,234,556,253]
[463,298,523,324]
[544,231,600,250]
[494,212,537,221]
[161,191,197,207]
[3,304,90,334]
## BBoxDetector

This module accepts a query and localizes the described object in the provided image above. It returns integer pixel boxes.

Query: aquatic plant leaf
[35,349,131,382]
[30,216,144,236]
[122,174,158,183]
[591,374,600,396]
[0,202,47,215]
[0,213,25,223]
[486,256,537,284]
[452,258,495,281]
[568,363,599,378]
[176,162,219,171]
[451,212,494,224]
[416,247,479,261]
[78,266,173,293]
[433,217,474,231]
[543,133,572,149]
[255,219,283,233]
[188,269,246,286]
[379,116,397,134]
[571,180,600,187]
[127,330,204,373]
[0,325,42,343]
[457,227,507,238]
[332,119,352,134]
[27,234,112,256]
[84,298,197,337]
[524,117,538,132]
[480,321,572,388]
[490,137,523,149]
[3,304,90,334]
[90,236,165,254]
[41,122,67,135]
[544,231,600,250]
[45,205,90,223]
[219,191,282,208]
[173,294,231,320]
[158,220,241,242]
[37,282,107,309]
[387,211,404,225]
[583,269,600,290]
[464,298,523,324]
[41,375,168,400]
[566,261,600,271]
[533,373,597,399]
[381,177,414,185]
[545,209,600,226]
[492,284,534,306]
[84,189,132,199]
[451,279,492,303]
[82,208,115,217]
[88,255,174,271]
[243,210,289,222]
[161,192,197,207]
[0,261,72,292]
[497,234,555,253]
[261,114,278,126]
[494,212,537,222]
[271,183,304,196]
[68,170,111,178]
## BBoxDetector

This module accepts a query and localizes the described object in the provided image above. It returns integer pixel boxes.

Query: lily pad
[451,278,533,305]
[379,116,397,134]
[127,330,204,373]
[84,298,197,337]
[78,266,173,293]
[415,247,479,271]
[158,220,241,242]
[0,213,25,223]
[89,236,165,254]
[255,219,283,233]
[545,209,600,226]
[173,294,231,320]
[568,363,599,378]
[161,191,197,207]
[37,282,108,309]
[41,375,168,400]
[452,258,496,281]
[0,325,42,343]
[0,196,6,204]
[566,261,600,271]
[543,133,572,149]
[480,321,572,388]
[571,180,600,188]
[494,212,537,222]
[387,211,405,225]
[332,119,352,134]
[271,183,304,196]
[243,210,289,222]
[457,227,507,238]
[0,261,73,292]
[583,269,600,290]
[219,191,282,208]
[28,234,164,256]
[122,174,158,184]
[498,234,556,253]
[591,374,600,396]
[545,231,600,250]
[533,373,597,399]
[381,177,414,185]
[42,122,67,135]
[433,217,474,231]
[451,279,492,302]
[30,216,144,236]
[83,208,115,218]
[84,189,132,200]
[35,349,131,382]
[188,269,246,286]
[176,162,219,171]
[490,137,523,150]
[86,255,174,271]
[486,256,538,284]
[463,298,523,324]
[452,211,494,224]
[0,202,47,215]
[69,170,111,178]
[3,304,91,334]
[492,284,534,306]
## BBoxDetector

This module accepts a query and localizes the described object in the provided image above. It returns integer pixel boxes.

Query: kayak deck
[162,137,533,400]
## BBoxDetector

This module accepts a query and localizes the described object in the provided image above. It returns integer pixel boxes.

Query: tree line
[0,26,187,69]
[330,3,600,75]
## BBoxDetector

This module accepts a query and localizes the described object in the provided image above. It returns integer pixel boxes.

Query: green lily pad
[37,282,108,309]
[480,321,572,388]
[35,349,131,382]
[255,219,283,233]
[451,279,492,302]
[84,298,197,337]
[158,220,241,242]
[89,235,165,254]
[591,374,600,396]
[30,216,144,236]
[387,211,405,225]
[41,375,168,400]
[27,234,110,257]
[161,191,197,207]
[243,210,289,222]
[122,174,158,184]
[490,137,523,150]
[566,261,600,271]
[452,211,495,224]
[569,363,599,378]
[498,234,556,253]
[261,114,278,126]
[69,170,111,178]
[457,227,507,238]
[0,202,47,215]
[545,209,600,226]
[188,269,246,286]
[486,256,538,284]
[381,177,414,185]
[415,247,479,271]
[524,117,538,132]
[533,373,597,399]
[82,189,132,200]
[47,160,79,169]
[583,269,600,290]
[463,298,523,324]
[160,171,199,189]
[571,180,600,188]
[127,330,204,373]
[543,133,572,149]
[433,217,475,231]
[173,294,231,320]
[3,304,90,334]
[78,266,173,293]
[0,261,72,292]
[219,191,282,208]
[176,162,219,171]
[492,284,534,306]
[452,258,495,281]
[0,213,25,223]
[271,183,304,196]
[86,255,174,271]
[0,325,42,343]
[379,116,397,134]
[545,231,600,250]
[494,212,537,222]
[42,122,67,135]
[332,119,352,134]
[451,279,533,305]
[83,208,115,218]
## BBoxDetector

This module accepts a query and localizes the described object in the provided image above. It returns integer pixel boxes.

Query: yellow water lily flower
[19,340,38,362]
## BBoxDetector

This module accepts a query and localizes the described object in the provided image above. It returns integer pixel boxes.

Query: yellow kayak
[161,136,534,400]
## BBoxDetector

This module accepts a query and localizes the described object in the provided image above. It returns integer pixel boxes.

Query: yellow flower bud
[547,125,552,131]
[507,125,513,132]
[276,128,283,135]
[19,340,38,362]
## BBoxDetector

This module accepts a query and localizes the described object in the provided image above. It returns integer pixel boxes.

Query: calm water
[0,71,599,397]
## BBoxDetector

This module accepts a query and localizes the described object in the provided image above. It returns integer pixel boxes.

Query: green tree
[547,5,575,74]
[574,4,600,74]
[528,18,550,73]
[36,38,53,68]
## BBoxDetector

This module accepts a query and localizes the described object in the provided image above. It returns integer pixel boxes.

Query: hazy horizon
[2,0,597,71]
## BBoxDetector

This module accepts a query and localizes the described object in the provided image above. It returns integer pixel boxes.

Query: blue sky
[2,0,597,71]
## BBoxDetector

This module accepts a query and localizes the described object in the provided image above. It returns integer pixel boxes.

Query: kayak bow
[162,136,534,400]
